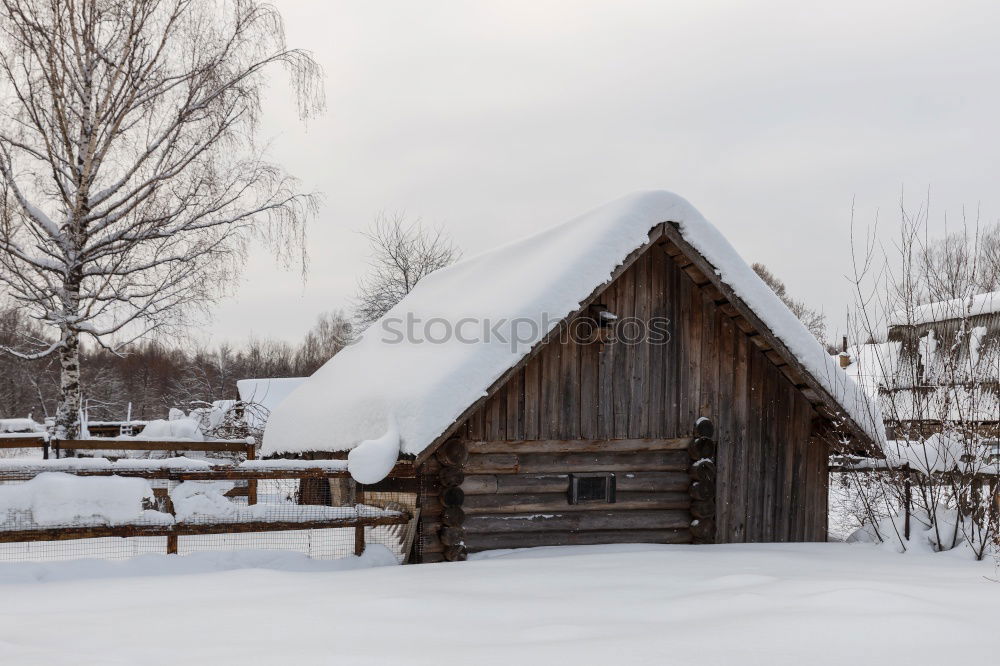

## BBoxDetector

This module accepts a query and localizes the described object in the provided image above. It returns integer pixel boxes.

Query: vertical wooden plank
[774,383,792,542]
[560,322,581,440]
[731,330,750,543]
[802,425,816,541]
[613,266,635,439]
[497,386,508,442]
[544,344,561,440]
[505,369,523,441]
[523,357,540,440]
[597,280,616,439]
[761,364,780,542]
[653,254,672,438]
[580,337,599,439]
[714,317,735,539]
[790,405,808,541]
[630,251,651,438]
[665,255,682,438]
[483,393,496,442]
[699,292,719,422]
[647,250,665,437]
[758,364,773,542]
[682,273,702,428]
[801,410,816,541]
[538,348,551,440]
[746,346,765,542]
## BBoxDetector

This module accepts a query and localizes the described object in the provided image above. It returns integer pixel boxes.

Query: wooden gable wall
[416,242,831,561]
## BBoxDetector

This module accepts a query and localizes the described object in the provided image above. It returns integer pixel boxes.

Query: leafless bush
[844,193,999,559]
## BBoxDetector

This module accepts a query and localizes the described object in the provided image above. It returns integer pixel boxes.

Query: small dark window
[568,473,616,504]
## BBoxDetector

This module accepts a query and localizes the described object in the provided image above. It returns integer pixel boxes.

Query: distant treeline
[0,309,353,422]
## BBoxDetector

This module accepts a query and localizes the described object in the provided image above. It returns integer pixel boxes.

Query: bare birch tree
[0,0,323,436]
[354,212,461,326]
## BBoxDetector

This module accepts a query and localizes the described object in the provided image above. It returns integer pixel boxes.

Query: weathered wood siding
[417,243,830,557]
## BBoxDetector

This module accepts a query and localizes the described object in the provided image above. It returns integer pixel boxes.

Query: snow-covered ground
[0,543,995,665]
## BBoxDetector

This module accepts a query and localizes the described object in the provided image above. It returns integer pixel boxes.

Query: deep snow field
[0,542,995,666]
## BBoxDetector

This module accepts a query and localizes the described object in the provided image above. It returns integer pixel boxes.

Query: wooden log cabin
[263,191,883,563]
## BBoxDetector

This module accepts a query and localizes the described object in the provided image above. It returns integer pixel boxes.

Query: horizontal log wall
[427,240,830,554]
[458,438,693,552]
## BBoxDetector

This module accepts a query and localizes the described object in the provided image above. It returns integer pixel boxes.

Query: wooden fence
[0,435,255,460]
[0,438,416,559]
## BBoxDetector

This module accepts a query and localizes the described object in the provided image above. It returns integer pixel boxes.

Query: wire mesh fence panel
[0,536,169,562]
[178,528,359,559]
[0,465,415,564]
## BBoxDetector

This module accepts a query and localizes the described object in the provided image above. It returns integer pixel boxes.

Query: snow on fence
[0,434,257,460]
[0,446,416,564]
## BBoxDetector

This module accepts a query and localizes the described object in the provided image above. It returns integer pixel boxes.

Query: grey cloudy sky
[209,0,1000,345]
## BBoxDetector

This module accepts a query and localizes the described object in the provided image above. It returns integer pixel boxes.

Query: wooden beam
[0,462,416,482]
[0,514,411,544]
[463,450,689,475]
[464,509,691,533]
[461,471,689,495]
[465,438,692,454]
[465,529,692,551]
[0,437,46,448]
[55,438,251,453]
[463,491,690,514]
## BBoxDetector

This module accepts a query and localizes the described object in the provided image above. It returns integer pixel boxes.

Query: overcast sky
[208,0,1000,346]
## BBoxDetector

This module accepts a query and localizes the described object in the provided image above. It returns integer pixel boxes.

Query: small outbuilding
[263,191,882,562]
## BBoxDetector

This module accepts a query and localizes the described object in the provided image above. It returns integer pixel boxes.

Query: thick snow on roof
[236,378,306,429]
[263,191,883,468]
[0,418,44,433]
[889,291,1000,326]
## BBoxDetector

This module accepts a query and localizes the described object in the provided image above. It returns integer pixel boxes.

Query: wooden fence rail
[0,435,256,460]
[0,514,411,545]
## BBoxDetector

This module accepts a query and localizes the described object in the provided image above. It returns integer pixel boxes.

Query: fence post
[354,485,365,555]
[903,464,911,541]
[166,534,178,555]
[354,525,366,556]
[245,441,257,505]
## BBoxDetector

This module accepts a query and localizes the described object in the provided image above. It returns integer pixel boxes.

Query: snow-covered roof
[0,418,44,434]
[263,191,883,474]
[840,342,902,397]
[236,378,306,429]
[888,291,1000,327]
